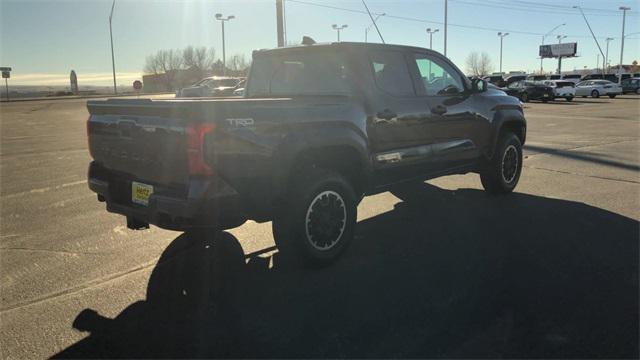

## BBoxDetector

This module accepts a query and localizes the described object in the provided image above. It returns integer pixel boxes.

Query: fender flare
[270,124,372,201]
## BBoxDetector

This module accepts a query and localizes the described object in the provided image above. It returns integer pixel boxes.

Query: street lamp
[618,6,631,84]
[556,35,567,44]
[109,0,117,94]
[497,32,509,73]
[365,13,385,43]
[332,24,348,42]
[605,37,614,73]
[426,28,439,50]
[215,13,235,76]
[540,23,565,73]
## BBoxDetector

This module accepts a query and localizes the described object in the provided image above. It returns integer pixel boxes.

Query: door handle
[431,105,447,115]
[375,109,398,122]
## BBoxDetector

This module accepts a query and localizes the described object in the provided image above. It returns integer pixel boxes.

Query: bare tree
[228,54,251,75]
[465,51,494,77]
[183,46,215,78]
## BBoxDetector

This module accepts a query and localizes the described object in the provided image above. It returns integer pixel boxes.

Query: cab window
[412,54,464,96]
[369,50,415,97]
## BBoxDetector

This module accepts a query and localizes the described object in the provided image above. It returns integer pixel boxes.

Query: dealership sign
[539,43,577,58]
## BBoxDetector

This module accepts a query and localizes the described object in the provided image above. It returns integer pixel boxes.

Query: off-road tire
[272,167,357,266]
[480,132,523,194]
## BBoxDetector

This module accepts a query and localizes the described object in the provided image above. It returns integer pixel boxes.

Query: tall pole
[4,78,8,101]
[426,28,439,50]
[109,0,117,95]
[618,6,630,84]
[276,0,284,47]
[444,0,448,57]
[215,13,235,76]
[605,37,613,73]
[596,53,600,71]
[540,23,566,73]
[557,35,566,75]
[498,32,508,73]
[573,6,606,75]
[222,21,226,73]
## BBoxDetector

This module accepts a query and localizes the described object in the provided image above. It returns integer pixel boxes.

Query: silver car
[575,80,622,99]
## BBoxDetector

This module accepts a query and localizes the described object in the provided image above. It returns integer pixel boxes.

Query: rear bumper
[88,161,246,231]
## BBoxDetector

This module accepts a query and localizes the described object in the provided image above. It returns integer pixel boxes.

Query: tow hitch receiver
[127,216,149,230]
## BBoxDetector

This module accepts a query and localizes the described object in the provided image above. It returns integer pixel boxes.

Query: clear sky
[1,0,638,86]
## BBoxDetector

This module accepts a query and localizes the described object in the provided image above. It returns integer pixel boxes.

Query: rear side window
[369,50,415,96]
[247,52,350,97]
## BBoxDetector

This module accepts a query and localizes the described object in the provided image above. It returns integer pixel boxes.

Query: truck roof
[253,42,440,56]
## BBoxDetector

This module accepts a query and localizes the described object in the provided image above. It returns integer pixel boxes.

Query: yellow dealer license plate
[132,181,153,206]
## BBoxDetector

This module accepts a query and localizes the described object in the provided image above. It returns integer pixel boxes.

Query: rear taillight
[87,115,93,158]
[186,122,216,176]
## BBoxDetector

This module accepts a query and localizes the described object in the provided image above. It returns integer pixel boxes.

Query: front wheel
[636,88,640,94]
[272,167,357,266]
[520,92,529,103]
[480,132,523,194]
[566,95,573,102]
[591,90,600,98]
[608,94,617,99]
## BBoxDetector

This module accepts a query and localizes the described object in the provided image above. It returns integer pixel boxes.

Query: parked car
[504,75,526,86]
[561,74,582,84]
[580,73,619,83]
[502,80,554,102]
[621,77,640,94]
[483,75,506,87]
[575,80,622,98]
[542,80,575,101]
[526,75,547,81]
[177,76,242,97]
[86,42,526,265]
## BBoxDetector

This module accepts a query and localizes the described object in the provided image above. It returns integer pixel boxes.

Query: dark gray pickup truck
[87,42,526,264]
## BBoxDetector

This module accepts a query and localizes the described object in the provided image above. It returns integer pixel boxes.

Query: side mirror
[472,78,488,93]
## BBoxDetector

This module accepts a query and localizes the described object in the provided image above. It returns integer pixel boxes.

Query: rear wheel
[608,94,617,99]
[480,132,523,194]
[520,92,529,102]
[566,95,573,102]
[591,90,600,98]
[636,88,640,94]
[272,167,357,266]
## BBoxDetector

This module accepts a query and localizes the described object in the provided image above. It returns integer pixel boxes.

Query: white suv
[542,80,576,101]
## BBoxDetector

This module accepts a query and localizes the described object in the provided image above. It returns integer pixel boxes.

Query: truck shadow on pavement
[55,183,639,359]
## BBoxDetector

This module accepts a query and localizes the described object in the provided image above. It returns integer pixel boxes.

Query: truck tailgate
[87,100,191,186]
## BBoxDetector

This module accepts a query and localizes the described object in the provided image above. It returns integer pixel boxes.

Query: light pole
[497,32,509,73]
[332,24,348,42]
[618,6,630,84]
[365,13,385,42]
[426,28,439,50]
[215,13,235,76]
[605,37,614,73]
[109,0,117,94]
[540,23,565,73]
[556,35,567,75]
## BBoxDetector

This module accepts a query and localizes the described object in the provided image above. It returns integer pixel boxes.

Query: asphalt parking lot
[1,95,638,358]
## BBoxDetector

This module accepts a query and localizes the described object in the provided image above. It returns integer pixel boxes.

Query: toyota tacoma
[87,42,526,264]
